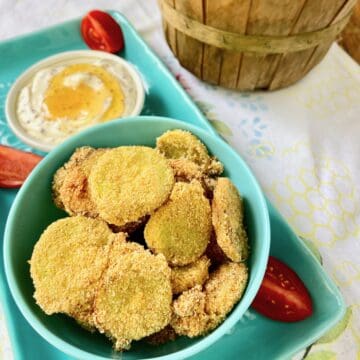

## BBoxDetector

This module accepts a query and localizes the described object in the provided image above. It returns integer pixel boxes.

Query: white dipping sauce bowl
[6,50,145,152]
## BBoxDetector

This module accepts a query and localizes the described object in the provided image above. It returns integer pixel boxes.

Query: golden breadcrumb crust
[204,262,248,318]
[205,232,228,265]
[168,158,204,182]
[144,180,211,265]
[156,129,223,176]
[52,147,106,217]
[89,146,175,227]
[93,241,172,350]
[212,178,248,262]
[32,129,251,351]
[29,216,116,326]
[171,256,210,295]
[171,262,248,337]
[145,325,177,345]
[171,285,210,337]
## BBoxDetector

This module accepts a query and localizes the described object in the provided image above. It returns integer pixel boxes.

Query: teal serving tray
[0,11,345,360]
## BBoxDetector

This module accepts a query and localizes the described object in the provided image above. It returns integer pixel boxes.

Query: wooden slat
[301,0,355,78]
[203,0,251,88]
[246,0,306,35]
[162,0,177,56]
[270,0,348,90]
[238,0,307,90]
[162,21,173,54]
[341,1,360,64]
[174,0,204,78]
[218,51,240,88]
[202,46,223,84]
[255,54,282,88]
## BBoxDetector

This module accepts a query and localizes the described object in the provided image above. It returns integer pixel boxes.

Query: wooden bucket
[340,0,360,63]
[159,0,357,90]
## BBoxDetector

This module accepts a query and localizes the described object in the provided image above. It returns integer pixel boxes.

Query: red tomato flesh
[251,256,313,322]
[81,10,124,53]
[0,145,42,188]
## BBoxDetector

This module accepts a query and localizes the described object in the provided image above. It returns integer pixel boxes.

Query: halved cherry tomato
[81,10,124,53]
[0,145,42,188]
[251,256,313,322]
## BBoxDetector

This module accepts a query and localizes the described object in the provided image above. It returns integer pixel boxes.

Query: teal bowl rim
[4,116,270,360]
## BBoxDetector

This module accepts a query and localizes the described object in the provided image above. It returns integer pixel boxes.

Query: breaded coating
[157,130,209,166]
[109,216,148,234]
[205,233,228,265]
[89,146,174,227]
[144,180,211,266]
[171,262,248,337]
[205,262,248,318]
[108,237,145,255]
[31,129,252,350]
[207,158,224,177]
[168,158,203,182]
[93,243,172,350]
[30,216,115,326]
[171,256,210,295]
[171,285,211,337]
[172,285,204,317]
[145,325,177,345]
[212,178,248,262]
[156,130,223,176]
[52,147,106,217]
[52,146,93,209]
[168,159,216,199]
[203,177,217,196]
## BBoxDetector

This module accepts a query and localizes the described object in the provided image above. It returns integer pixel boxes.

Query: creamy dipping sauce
[17,57,138,145]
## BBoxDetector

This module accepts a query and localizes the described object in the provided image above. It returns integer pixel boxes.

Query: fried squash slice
[93,241,172,350]
[30,216,117,327]
[145,180,211,266]
[212,178,249,262]
[89,146,175,227]
[156,130,223,176]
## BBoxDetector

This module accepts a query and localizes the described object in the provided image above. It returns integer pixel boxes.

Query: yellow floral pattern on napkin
[268,141,359,248]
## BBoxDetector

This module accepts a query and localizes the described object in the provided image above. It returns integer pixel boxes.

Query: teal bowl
[4,116,270,360]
